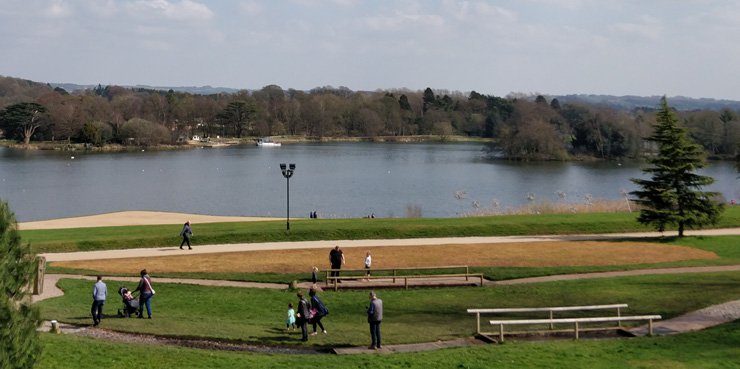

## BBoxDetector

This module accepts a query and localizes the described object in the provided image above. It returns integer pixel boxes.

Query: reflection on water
[0,143,736,221]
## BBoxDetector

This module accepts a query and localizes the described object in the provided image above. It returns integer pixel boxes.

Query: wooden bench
[327,273,484,291]
[324,265,470,286]
[488,315,662,341]
[467,304,629,335]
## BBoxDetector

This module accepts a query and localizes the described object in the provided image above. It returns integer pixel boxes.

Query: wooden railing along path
[467,304,660,342]
[324,265,481,291]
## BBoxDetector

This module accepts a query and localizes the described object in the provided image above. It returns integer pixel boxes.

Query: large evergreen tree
[630,97,723,237]
[0,200,41,369]
[0,102,47,145]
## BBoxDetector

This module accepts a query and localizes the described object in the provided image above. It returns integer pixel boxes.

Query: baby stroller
[117,286,140,318]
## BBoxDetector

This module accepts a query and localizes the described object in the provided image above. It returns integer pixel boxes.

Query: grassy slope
[38,272,740,346]
[38,319,740,369]
[22,207,740,253]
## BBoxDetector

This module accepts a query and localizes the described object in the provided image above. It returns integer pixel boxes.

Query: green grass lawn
[38,272,740,347]
[24,207,740,253]
[46,235,740,284]
[38,319,740,369]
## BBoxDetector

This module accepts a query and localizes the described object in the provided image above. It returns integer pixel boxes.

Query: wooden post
[648,319,653,336]
[549,310,554,330]
[479,275,483,287]
[325,271,330,287]
[33,256,46,295]
[393,269,397,283]
[465,266,469,281]
[476,312,481,334]
[333,278,338,292]
[617,306,622,327]
[499,324,504,342]
[574,321,579,340]
[404,277,408,290]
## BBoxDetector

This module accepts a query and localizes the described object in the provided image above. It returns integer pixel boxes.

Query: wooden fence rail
[324,265,470,285]
[488,315,662,341]
[327,273,483,291]
[467,304,629,334]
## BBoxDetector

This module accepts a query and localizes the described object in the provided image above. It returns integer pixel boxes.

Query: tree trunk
[678,222,685,237]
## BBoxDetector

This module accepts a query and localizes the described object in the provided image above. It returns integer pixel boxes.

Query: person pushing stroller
[117,286,140,318]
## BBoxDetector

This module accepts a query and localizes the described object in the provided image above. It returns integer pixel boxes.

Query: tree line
[0,76,737,160]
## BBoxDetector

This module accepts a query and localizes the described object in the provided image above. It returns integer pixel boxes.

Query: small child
[286,303,296,330]
[311,266,319,284]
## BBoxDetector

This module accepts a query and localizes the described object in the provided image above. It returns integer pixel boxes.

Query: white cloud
[44,0,71,18]
[85,0,119,18]
[610,15,663,41]
[444,0,517,23]
[364,13,445,31]
[239,1,262,16]
[126,0,214,21]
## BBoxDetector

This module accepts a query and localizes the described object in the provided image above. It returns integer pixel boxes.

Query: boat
[256,137,282,147]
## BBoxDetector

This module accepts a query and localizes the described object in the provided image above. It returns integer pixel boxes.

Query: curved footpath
[39,227,740,262]
[34,228,740,354]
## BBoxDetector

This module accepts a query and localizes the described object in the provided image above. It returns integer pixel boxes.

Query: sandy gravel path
[19,211,279,230]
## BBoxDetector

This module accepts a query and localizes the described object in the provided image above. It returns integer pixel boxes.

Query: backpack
[313,296,329,316]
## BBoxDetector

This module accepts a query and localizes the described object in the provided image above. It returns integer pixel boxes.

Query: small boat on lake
[256,137,281,147]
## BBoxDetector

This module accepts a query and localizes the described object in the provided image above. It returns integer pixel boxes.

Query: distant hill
[49,82,241,95]
[555,94,740,112]
[3,75,740,111]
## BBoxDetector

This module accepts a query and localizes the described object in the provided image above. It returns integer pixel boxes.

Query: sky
[1,0,739,100]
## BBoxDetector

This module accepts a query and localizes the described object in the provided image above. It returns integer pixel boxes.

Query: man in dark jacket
[367,291,383,350]
[296,291,310,342]
[329,245,343,280]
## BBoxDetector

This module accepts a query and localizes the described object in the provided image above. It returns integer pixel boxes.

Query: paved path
[33,274,286,303]
[630,299,740,337]
[39,227,740,262]
[492,265,740,286]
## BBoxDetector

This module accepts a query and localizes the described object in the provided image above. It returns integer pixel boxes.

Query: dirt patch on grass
[53,241,717,274]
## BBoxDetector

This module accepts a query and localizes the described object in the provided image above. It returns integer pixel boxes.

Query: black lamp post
[280,163,295,230]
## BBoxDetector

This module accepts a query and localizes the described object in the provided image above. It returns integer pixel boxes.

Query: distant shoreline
[0,135,489,153]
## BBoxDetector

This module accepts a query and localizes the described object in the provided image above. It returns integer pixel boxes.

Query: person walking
[367,291,383,350]
[179,221,193,250]
[311,266,319,284]
[309,289,329,335]
[91,275,107,326]
[364,251,372,279]
[295,291,310,341]
[285,303,296,331]
[133,269,155,319]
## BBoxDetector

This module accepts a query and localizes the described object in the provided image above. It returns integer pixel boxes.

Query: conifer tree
[0,199,41,369]
[630,97,724,237]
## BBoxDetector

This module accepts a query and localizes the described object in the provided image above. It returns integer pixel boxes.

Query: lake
[0,143,737,221]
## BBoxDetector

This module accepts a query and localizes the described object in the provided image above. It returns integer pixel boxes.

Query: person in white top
[364,251,372,279]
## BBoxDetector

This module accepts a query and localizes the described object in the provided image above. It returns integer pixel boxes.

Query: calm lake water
[0,143,737,221]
